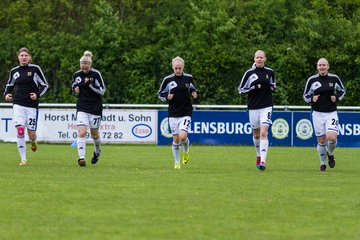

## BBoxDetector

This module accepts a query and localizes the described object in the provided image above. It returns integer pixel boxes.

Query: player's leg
[89,114,102,164]
[172,135,181,169]
[169,117,181,169]
[326,132,337,168]
[312,111,327,171]
[259,124,269,170]
[90,128,101,164]
[258,107,272,170]
[325,112,339,168]
[28,130,37,152]
[13,105,27,165]
[317,135,327,171]
[249,110,261,168]
[16,126,27,165]
[252,129,261,168]
[76,112,89,166]
[179,116,191,164]
[25,107,39,152]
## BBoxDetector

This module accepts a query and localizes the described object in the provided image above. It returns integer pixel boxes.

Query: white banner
[0,108,157,143]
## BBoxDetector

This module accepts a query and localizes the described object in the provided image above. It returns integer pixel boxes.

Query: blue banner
[292,111,317,147]
[157,110,359,147]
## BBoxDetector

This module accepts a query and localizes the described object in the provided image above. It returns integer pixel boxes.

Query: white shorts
[248,107,273,129]
[168,116,191,135]
[312,111,339,136]
[13,104,38,131]
[76,111,102,129]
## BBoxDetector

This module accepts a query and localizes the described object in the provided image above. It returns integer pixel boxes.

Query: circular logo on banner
[271,118,289,139]
[132,124,152,138]
[296,119,313,140]
[160,118,172,138]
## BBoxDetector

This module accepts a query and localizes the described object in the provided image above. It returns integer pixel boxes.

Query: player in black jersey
[238,50,276,171]
[72,51,106,167]
[303,58,346,171]
[158,56,198,169]
[3,47,48,166]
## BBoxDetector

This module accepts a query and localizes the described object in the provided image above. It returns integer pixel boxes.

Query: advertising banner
[293,111,360,147]
[158,110,293,146]
[157,110,359,147]
[158,110,253,145]
[0,108,157,143]
[2,107,358,146]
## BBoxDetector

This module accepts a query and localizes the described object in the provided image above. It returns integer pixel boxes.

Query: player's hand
[5,93,13,101]
[256,84,261,89]
[30,92,37,100]
[74,86,80,94]
[330,95,337,102]
[312,95,320,102]
[192,91,198,99]
[167,93,174,100]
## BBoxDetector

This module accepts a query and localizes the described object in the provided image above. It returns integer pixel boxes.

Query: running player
[303,58,346,171]
[238,50,276,171]
[72,51,106,167]
[3,47,49,166]
[158,56,198,169]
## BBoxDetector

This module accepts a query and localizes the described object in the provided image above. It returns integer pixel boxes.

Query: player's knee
[260,132,268,139]
[317,136,326,144]
[78,132,87,138]
[179,136,187,142]
[252,129,260,139]
[327,136,337,142]
[91,133,99,140]
[29,135,37,142]
[172,135,180,144]
[17,127,25,138]
[179,133,187,142]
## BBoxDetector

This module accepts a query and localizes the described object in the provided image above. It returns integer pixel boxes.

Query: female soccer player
[72,51,106,167]
[3,47,49,166]
[303,58,346,171]
[158,56,198,169]
[238,50,276,171]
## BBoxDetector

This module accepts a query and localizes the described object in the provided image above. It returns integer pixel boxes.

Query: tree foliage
[0,0,359,106]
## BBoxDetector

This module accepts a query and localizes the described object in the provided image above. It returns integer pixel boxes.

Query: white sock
[172,142,181,164]
[182,138,190,153]
[326,139,337,156]
[77,138,86,159]
[253,137,260,157]
[17,136,26,161]
[94,137,101,154]
[317,143,327,165]
[260,139,269,164]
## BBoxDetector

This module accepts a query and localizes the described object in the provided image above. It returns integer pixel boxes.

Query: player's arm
[238,72,257,94]
[334,77,346,101]
[303,78,314,103]
[72,74,81,94]
[34,66,49,98]
[158,78,170,102]
[89,71,106,96]
[189,78,198,98]
[270,72,276,91]
[3,70,16,101]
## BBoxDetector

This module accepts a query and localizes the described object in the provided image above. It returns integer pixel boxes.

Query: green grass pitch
[0,142,359,240]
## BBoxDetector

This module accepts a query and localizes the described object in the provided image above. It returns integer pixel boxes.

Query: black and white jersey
[238,65,276,109]
[303,73,346,112]
[3,64,48,108]
[72,68,106,116]
[158,73,196,117]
